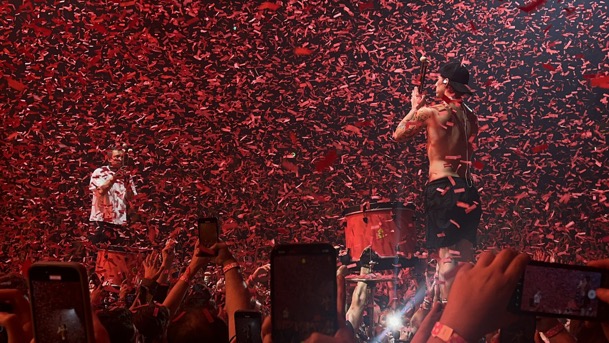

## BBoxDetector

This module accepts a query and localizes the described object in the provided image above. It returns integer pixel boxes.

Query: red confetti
[359,2,375,11]
[289,132,298,145]
[532,143,549,153]
[294,47,313,56]
[314,149,338,172]
[354,120,374,128]
[473,161,485,170]
[449,219,461,229]
[184,17,199,27]
[542,63,556,71]
[590,75,609,89]
[6,78,26,91]
[258,2,281,11]
[469,21,478,32]
[518,0,547,13]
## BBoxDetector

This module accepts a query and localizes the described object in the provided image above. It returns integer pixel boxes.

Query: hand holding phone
[197,217,219,256]
[235,310,262,343]
[271,243,338,343]
[28,262,96,343]
[438,249,529,342]
[509,260,609,321]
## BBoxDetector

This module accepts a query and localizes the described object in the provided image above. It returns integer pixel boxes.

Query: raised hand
[411,87,426,110]
[436,249,529,342]
[143,250,162,280]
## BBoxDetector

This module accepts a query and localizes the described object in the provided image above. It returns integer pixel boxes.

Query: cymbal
[345,275,398,283]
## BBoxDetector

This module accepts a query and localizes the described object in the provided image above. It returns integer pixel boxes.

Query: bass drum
[343,202,416,262]
[95,248,146,285]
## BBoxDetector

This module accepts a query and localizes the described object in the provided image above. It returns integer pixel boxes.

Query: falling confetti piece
[258,2,281,11]
[518,0,547,13]
[590,75,609,89]
[6,78,26,91]
[359,2,374,11]
[314,149,338,172]
[532,143,549,153]
[542,63,556,71]
[294,47,313,55]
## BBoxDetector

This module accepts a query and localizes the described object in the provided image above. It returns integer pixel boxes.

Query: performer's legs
[424,177,480,301]
[437,239,474,301]
[88,221,127,246]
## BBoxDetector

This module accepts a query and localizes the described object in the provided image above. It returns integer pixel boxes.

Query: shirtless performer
[393,62,482,301]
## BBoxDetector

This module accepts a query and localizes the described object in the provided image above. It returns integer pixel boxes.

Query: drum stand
[347,251,398,340]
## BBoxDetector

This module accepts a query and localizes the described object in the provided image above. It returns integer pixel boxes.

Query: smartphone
[28,262,95,343]
[198,217,219,256]
[0,301,11,343]
[235,310,263,343]
[509,260,609,320]
[271,243,337,343]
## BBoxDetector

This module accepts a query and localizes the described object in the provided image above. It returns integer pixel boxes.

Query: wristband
[431,322,468,343]
[179,267,193,283]
[541,322,565,339]
[222,262,240,274]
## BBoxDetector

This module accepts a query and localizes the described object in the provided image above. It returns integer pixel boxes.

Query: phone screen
[271,243,337,343]
[29,264,93,343]
[513,261,609,320]
[235,311,262,343]
[198,217,219,250]
[0,302,10,343]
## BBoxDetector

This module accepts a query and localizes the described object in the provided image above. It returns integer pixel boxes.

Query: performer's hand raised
[112,169,127,182]
[411,87,426,110]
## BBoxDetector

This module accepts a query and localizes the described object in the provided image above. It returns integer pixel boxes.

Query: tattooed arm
[393,87,432,142]
[393,107,433,142]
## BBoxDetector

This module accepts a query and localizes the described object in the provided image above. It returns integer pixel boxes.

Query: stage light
[386,313,402,330]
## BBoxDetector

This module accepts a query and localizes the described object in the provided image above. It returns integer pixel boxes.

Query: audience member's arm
[426,249,529,343]
[162,244,209,316]
[411,281,439,330]
[411,302,443,343]
[345,266,370,329]
[211,242,251,340]
[152,241,175,303]
[246,263,270,288]
[130,250,162,307]
[535,318,576,343]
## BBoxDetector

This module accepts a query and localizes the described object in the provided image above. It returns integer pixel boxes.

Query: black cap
[439,62,473,95]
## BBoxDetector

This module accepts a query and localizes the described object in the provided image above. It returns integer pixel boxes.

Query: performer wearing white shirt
[89,146,137,244]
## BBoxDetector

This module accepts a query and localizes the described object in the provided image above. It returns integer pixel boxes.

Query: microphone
[418,56,428,93]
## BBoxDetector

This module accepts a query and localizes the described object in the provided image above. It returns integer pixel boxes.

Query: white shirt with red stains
[89,166,137,226]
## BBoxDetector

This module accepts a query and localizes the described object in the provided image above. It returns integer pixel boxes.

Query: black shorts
[89,221,128,246]
[424,177,482,249]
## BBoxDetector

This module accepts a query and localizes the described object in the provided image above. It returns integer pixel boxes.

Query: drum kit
[95,246,149,285]
[342,202,424,342]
